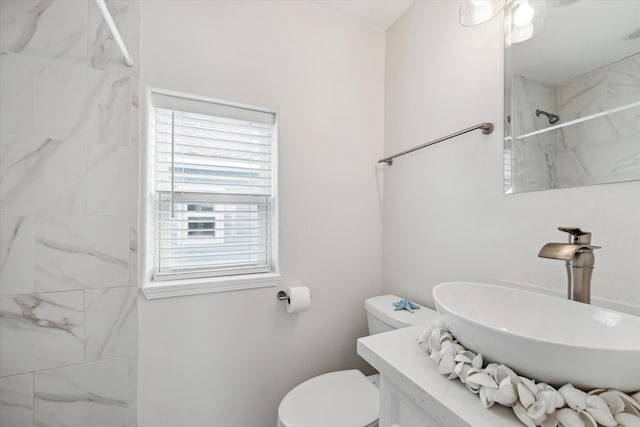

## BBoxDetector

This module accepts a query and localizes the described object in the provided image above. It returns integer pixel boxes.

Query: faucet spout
[538,227,600,304]
[537,243,595,261]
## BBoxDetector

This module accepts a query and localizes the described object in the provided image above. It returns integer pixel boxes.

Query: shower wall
[0,1,139,426]
[510,74,563,192]
[555,53,640,186]
[510,53,640,192]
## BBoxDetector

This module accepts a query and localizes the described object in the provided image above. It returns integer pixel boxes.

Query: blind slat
[156,138,272,154]
[156,212,268,219]
[157,218,269,224]
[154,172,272,184]
[156,126,272,143]
[156,226,267,233]
[154,186,271,196]
[156,121,273,140]
[157,249,266,259]
[155,160,272,174]
[156,150,272,165]
[156,212,269,218]
[157,259,268,270]
[157,242,266,250]
[154,234,264,242]
[159,262,267,270]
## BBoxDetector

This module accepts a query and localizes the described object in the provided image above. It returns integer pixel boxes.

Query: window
[146,90,278,290]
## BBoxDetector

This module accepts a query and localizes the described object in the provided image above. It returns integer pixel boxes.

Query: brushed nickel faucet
[538,227,601,304]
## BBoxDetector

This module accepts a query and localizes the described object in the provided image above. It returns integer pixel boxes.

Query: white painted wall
[138,1,384,426]
[383,1,640,312]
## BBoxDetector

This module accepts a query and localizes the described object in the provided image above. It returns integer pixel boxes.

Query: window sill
[141,272,281,300]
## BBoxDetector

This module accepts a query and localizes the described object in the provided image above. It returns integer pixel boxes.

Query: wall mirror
[504,0,640,194]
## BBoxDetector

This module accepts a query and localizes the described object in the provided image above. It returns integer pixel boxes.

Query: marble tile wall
[0,1,139,426]
[0,373,33,427]
[510,75,563,192]
[556,54,640,186]
[509,53,640,192]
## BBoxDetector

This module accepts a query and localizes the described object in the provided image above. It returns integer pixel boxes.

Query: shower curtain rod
[95,0,134,67]
[378,122,494,166]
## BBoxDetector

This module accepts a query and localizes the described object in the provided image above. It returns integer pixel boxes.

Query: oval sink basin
[433,282,640,392]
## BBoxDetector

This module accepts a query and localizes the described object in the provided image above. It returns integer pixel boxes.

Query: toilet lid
[278,370,379,427]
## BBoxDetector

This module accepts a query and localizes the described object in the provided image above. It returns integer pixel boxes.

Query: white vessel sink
[433,282,640,392]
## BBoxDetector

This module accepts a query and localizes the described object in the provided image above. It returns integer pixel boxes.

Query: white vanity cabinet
[379,375,449,427]
[357,325,521,427]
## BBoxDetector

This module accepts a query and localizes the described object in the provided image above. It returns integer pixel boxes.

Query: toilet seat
[277,370,379,427]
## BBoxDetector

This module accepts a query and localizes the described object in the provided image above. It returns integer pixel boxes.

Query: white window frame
[140,88,280,299]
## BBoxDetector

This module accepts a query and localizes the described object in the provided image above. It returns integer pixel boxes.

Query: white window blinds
[152,95,276,281]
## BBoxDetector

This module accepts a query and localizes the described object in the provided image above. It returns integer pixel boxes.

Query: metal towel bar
[378,122,494,166]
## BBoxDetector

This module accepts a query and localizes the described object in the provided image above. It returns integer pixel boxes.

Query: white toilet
[277,295,438,427]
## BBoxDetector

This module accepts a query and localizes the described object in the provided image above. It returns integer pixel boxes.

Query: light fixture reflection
[512,0,534,26]
[504,0,547,45]
[459,0,508,26]
[459,0,547,45]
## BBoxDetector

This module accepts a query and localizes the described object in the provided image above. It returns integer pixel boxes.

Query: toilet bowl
[277,370,379,427]
[277,295,438,427]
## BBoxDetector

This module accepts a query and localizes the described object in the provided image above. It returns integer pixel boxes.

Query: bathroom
[0,0,638,426]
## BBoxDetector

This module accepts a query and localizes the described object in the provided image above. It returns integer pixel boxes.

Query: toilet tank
[364,295,438,335]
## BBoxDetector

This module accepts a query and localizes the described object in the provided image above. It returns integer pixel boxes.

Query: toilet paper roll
[286,286,311,314]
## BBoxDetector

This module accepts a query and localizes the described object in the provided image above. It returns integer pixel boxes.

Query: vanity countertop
[357,324,522,427]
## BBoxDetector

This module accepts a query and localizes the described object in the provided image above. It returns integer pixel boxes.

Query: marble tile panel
[88,0,140,75]
[510,137,554,192]
[0,216,34,296]
[0,134,86,215]
[88,69,132,146]
[513,74,560,136]
[87,144,137,215]
[0,291,83,377]
[35,59,89,141]
[85,287,137,362]
[130,77,140,146]
[128,216,138,287]
[34,357,129,427]
[510,75,563,192]
[0,373,33,427]
[127,357,137,426]
[559,53,640,120]
[553,54,640,188]
[35,59,132,144]
[0,53,36,135]
[0,0,88,63]
[558,113,640,186]
[110,0,140,5]
[34,216,129,292]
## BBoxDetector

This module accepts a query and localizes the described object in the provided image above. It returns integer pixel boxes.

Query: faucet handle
[558,227,591,244]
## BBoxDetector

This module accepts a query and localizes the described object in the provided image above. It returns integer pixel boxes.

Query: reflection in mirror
[504,0,640,193]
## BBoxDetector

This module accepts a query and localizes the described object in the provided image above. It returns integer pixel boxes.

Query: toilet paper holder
[276,290,289,303]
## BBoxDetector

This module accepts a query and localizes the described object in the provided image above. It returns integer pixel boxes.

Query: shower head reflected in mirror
[535,109,560,124]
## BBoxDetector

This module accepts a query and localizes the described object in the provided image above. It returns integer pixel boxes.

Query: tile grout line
[32,369,35,427]
[84,288,87,365]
